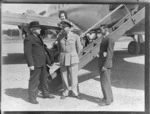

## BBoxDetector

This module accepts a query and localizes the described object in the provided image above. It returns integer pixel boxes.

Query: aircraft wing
[2,11,60,30]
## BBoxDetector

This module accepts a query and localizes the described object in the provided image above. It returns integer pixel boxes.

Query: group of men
[24,10,114,106]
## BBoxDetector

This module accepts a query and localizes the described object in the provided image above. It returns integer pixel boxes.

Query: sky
[2,4,50,29]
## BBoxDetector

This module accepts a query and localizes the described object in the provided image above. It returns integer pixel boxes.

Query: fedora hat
[29,21,41,29]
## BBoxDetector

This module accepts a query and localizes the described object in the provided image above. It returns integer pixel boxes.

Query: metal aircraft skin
[2,4,145,55]
[2,4,145,35]
[49,4,145,35]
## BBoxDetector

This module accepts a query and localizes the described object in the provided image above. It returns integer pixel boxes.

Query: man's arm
[24,37,34,69]
[76,35,83,54]
[103,38,115,68]
[56,35,61,53]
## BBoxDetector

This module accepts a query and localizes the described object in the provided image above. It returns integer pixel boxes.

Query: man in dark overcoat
[24,21,55,104]
[98,25,114,106]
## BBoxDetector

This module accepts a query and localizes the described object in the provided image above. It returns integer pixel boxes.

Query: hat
[29,21,41,29]
[60,21,72,28]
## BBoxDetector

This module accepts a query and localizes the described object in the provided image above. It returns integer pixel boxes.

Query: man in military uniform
[24,21,55,104]
[57,21,83,99]
[98,25,114,106]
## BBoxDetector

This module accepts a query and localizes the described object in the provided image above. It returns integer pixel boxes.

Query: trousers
[99,68,113,104]
[28,65,49,100]
[60,63,79,96]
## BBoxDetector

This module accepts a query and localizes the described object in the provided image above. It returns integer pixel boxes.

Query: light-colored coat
[57,31,83,66]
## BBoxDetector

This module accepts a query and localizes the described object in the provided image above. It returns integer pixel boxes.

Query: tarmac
[1,37,144,111]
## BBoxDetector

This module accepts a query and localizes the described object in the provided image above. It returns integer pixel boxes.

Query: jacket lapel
[32,34,43,45]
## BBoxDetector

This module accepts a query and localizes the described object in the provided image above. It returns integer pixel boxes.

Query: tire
[128,41,140,55]
[140,42,145,54]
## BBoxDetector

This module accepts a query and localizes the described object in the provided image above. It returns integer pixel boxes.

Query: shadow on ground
[2,53,26,65]
[5,87,62,101]
[79,50,144,90]
[5,88,28,102]
[80,93,101,104]
[4,50,144,101]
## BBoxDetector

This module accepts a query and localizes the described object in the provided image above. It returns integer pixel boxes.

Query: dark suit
[98,36,114,104]
[24,34,49,101]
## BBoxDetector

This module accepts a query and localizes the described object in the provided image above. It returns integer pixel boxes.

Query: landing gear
[139,42,145,54]
[128,41,140,54]
[127,34,145,55]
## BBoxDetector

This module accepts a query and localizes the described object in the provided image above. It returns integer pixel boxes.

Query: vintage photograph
[1,2,145,111]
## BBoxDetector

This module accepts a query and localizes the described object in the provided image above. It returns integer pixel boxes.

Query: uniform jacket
[24,34,46,67]
[57,31,83,66]
[99,36,115,69]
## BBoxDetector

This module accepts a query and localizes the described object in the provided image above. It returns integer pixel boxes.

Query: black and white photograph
[1,0,149,112]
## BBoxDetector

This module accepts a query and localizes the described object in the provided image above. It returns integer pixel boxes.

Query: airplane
[48,4,145,55]
[2,4,145,54]
[2,3,145,89]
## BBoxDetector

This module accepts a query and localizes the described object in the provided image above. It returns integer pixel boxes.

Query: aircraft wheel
[139,42,145,54]
[128,41,140,54]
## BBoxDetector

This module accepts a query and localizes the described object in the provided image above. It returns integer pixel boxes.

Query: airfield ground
[1,36,144,111]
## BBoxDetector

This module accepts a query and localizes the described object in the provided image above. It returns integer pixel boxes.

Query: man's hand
[103,52,107,57]
[102,66,107,71]
[96,54,99,58]
[29,66,35,70]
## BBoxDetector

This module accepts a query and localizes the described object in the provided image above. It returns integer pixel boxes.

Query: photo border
[1,0,150,114]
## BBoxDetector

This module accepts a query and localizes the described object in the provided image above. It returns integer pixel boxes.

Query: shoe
[29,99,39,104]
[98,101,111,106]
[43,94,55,99]
[60,95,67,99]
[99,98,105,102]
[74,95,82,100]
[100,98,113,102]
